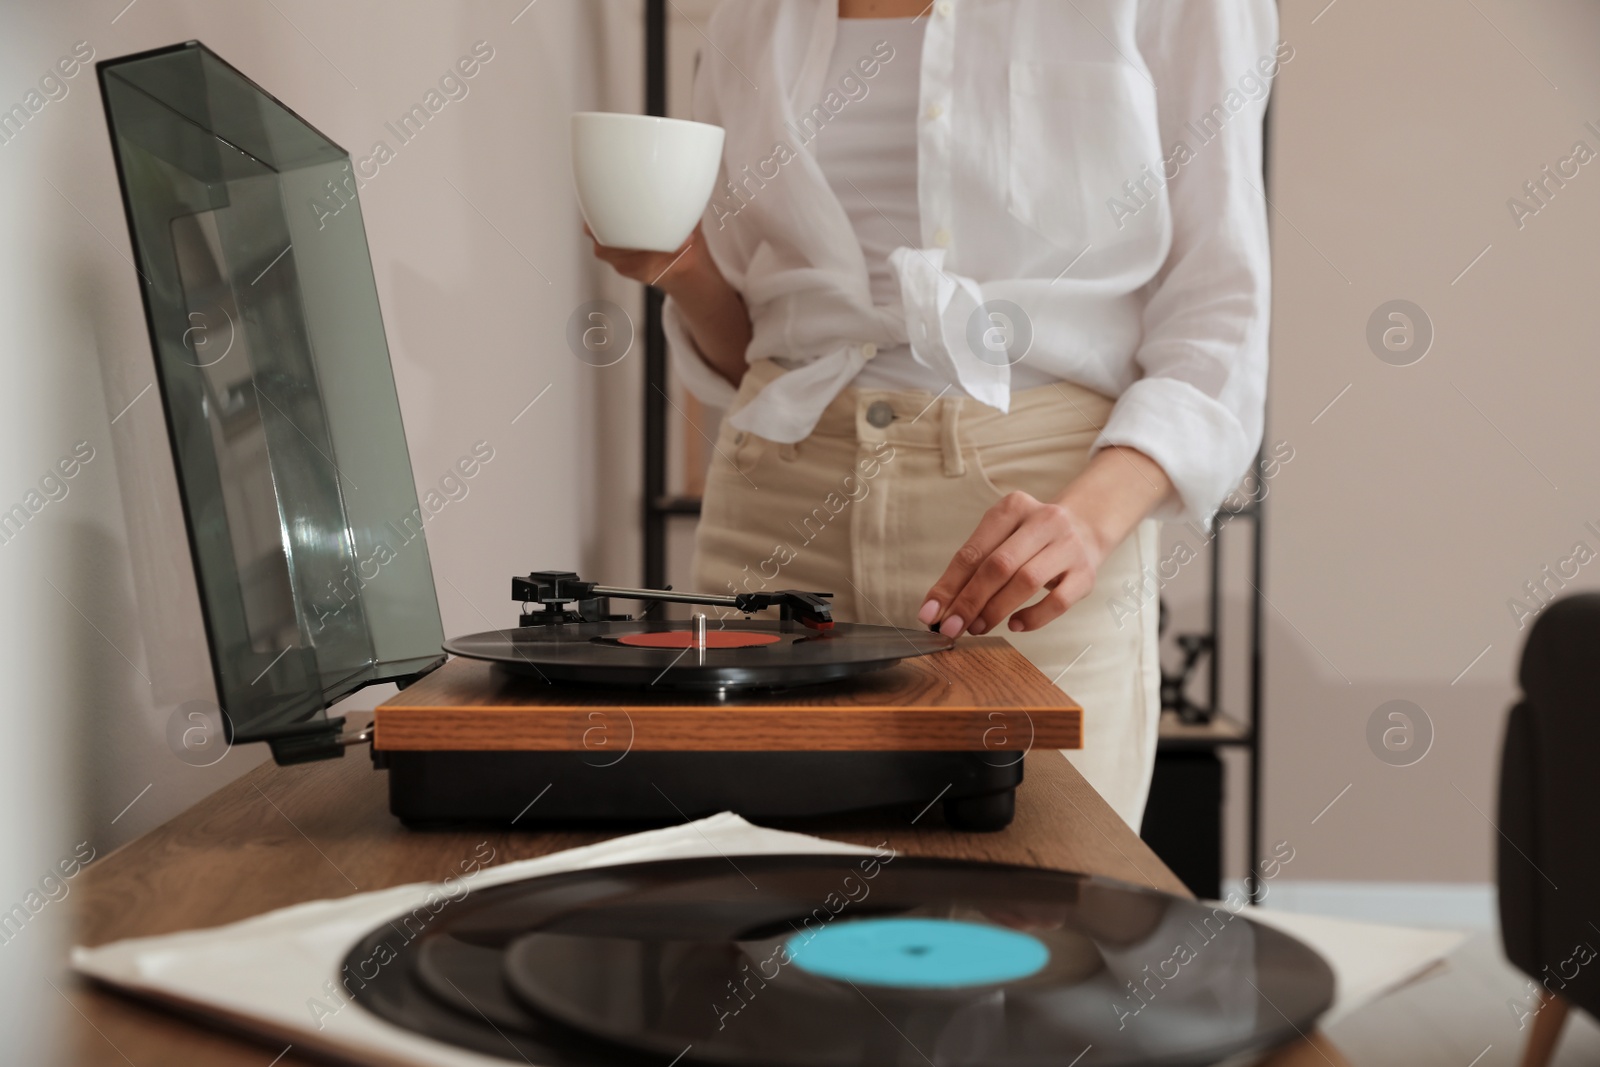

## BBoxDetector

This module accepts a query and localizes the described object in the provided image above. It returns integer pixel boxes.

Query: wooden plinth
[373,636,1081,752]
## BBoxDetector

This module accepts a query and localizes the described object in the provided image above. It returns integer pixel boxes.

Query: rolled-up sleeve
[1095,0,1279,523]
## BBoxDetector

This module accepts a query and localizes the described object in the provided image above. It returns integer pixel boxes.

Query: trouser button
[866,401,895,429]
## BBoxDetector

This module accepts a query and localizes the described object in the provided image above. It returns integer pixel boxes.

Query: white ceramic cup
[571,112,726,254]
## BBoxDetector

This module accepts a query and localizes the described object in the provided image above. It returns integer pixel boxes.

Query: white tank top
[814,17,1054,395]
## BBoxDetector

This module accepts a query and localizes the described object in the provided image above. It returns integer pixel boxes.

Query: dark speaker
[1139,751,1224,899]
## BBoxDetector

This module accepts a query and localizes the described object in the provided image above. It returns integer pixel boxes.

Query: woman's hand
[585,223,753,387]
[918,446,1174,637]
[919,492,1104,638]
[586,224,704,293]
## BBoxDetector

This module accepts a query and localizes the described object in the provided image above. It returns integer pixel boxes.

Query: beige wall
[0,0,621,957]
[3,4,641,1053]
[1261,0,1600,882]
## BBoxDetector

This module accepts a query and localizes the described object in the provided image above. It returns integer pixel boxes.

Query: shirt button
[936,0,953,15]
[866,401,895,429]
[860,342,878,360]
[925,103,944,120]
[934,227,952,248]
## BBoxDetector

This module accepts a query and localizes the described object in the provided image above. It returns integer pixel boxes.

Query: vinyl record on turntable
[444,620,951,691]
[345,855,1334,1067]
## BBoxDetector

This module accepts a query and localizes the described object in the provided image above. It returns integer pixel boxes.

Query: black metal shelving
[642,0,672,591]
[1147,493,1266,903]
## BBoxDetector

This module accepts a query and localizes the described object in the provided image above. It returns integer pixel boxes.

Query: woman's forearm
[1054,446,1174,560]
[587,224,753,387]
[662,255,753,388]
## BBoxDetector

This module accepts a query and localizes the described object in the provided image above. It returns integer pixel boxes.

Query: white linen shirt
[663,0,1281,523]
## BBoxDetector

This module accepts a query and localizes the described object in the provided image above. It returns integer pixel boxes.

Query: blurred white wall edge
[0,3,630,1058]
[0,11,75,1059]
[0,183,68,1060]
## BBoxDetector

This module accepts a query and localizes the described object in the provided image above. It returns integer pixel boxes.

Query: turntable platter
[443,620,951,691]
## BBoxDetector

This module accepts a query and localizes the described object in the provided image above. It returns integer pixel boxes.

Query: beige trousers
[692,361,1162,829]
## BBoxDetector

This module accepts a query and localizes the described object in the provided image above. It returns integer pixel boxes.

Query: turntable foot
[943,790,1016,832]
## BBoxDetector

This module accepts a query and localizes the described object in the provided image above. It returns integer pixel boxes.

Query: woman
[591,0,1278,829]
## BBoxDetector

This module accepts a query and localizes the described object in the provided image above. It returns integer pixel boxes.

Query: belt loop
[940,396,965,477]
[778,442,798,462]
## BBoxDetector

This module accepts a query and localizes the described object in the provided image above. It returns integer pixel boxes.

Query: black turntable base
[381,749,1027,831]
[345,854,1335,1066]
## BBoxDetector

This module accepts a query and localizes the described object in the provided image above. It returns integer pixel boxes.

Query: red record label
[615,631,783,650]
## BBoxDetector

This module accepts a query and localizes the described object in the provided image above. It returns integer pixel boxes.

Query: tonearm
[510,570,835,629]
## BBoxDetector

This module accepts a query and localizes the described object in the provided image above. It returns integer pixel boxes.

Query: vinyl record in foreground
[345,855,1334,1066]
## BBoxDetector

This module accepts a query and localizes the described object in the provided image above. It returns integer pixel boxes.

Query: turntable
[376,571,1075,830]
[99,41,1079,832]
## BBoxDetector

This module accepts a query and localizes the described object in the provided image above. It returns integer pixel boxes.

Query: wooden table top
[375,638,1081,752]
[64,737,1180,1065]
